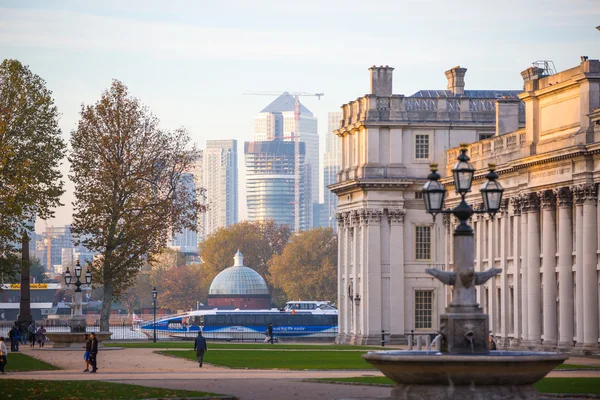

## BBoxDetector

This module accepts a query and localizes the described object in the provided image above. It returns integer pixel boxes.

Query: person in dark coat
[266,322,274,344]
[83,334,92,372]
[193,331,208,367]
[89,332,98,373]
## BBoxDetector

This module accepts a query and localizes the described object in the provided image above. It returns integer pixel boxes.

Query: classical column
[581,185,598,350]
[487,214,496,332]
[365,209,383,342]
[352,210,361,342]
[539,189,557,348]
[571,185,584,348]
[336,212,348,342]
[511,196,523,346]
[499,199,510,346]
[519,194,529,343]
[389,209,405,341]
[358,209,369,342]
[525,192,542,346]
[554,187,574,349]
[475,211,485,307]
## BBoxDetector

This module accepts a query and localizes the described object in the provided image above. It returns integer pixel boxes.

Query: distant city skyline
[0,1,598,232]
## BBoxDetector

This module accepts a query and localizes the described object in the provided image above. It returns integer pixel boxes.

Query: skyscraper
[169,172,199,254]
[324,112,342,231]
[254,92,319,219]
[197,139,238,240]
[245,140,310,231]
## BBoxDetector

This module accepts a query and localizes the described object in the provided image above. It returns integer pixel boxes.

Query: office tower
[38,226,74,271]
[254,93,319,217]
[197,140,238,240]
[169,172,199,255]
[324,112,342,231]
[245,140,310,231]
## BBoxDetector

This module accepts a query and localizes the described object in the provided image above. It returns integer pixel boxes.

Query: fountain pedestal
[440,306,488,354]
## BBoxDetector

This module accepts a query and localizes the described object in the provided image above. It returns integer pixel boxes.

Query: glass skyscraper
[244,140,310,231]
[323,112,342,231]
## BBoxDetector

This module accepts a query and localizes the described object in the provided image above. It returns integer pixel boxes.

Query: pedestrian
[0,336,7,374]
[13,328,20,352]
[489,333,497,350]
[89,332,98,373]
[36,326,47,348]
[193,330,208,368]
[267,322,274,344]
[83,334,92,372]
[19,323,27,345]
[28,322,36,348]
[8,324,19,352]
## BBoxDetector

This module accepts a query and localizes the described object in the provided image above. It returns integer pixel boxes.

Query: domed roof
[209,251,269,296]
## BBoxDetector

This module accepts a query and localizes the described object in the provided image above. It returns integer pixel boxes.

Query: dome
[208,251,269,296]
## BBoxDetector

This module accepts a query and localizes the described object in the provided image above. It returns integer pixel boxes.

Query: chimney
[495,97,520,136]
[445,66,467,95]
[369,65,394,97]
[520,66,545,91]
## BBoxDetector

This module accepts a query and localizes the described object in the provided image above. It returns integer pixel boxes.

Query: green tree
[0,59,65,300]
[198,220,291,305]
[26,257,49,284]
[268,228,337,302]
[69,80,204,330]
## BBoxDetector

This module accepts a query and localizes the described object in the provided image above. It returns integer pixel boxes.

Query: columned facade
[441,58,600,354]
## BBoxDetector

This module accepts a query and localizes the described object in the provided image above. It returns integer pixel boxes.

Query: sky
[0,0,599,233]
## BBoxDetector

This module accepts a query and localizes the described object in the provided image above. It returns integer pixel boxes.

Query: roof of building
[410,90,522,99]
[260,92,313,116]
[208,252,269,296]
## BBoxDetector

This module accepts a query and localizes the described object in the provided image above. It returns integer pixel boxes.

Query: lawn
[3,353,59,372]
[105,341,379,350]
[553,364,600,370]
[160,349,376,370]
[0,380,226,399]
[314,377,600,395]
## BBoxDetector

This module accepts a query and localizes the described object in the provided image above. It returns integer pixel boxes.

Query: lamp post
[421,144,505,353]
[64,260,92,333]
[152,287,158,343]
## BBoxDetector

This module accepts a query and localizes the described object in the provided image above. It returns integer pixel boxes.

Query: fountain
[361,147,568,400]
[45,260,112,348]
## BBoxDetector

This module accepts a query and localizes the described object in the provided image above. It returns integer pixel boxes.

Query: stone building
[331,65,523,344]
[207,250,271,309]
[442,58,600,353]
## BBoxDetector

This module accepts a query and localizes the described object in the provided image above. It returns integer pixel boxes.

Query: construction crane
[243,91,324,232]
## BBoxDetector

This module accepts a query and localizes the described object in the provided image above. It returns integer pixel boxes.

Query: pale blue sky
[0,0,598,231]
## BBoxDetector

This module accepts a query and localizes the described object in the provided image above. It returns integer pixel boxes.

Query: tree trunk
[17,231,32,324]
[100,281,114,331]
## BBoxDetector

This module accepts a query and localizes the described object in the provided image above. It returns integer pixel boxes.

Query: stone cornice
[329,179,414,194]
[335,120,500,136]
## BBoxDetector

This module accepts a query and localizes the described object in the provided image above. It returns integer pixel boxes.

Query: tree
[0,59,65,322]
[158,264,204,311]
[69,80,204,331]
[26,257,49,284]
[268,228,337,302]
[198,220,291,304]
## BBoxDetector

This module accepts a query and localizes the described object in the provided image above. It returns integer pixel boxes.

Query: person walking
[83,334,91,372]
[89,332,98,373]
[0,336,7,374]
[19,323,27,346]
[28,322,36,348]
[36,326,47,348]
[8,324,19,352]
[267,322,274,344]
[193,331,208,367]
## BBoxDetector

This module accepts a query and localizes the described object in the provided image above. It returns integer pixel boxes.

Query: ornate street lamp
[451,144,475,194]
[480,164,503,214]
[152,287,158,343]
[422,163,446,218]
[64,260,92,333]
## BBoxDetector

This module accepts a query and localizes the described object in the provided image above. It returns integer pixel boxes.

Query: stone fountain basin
[363,350,568,386]
[44,332,113,348]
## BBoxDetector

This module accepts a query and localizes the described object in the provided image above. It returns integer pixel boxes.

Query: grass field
[0,380,224,399]
[160,349,376,370]
[554,364,600,370]
[105,341,379,350]
[3,352,59,372]
[314,377,600,395]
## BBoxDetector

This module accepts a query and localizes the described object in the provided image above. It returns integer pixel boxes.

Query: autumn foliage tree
[69,80,204,330]
[158,264,204,311]
[268,228,337,302]
[0,59,65,282]
[198,220,291,304]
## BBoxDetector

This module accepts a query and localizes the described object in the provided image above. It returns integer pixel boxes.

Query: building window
[415,290,433,329]
[415,191,424,199]
[415,134,430,159]
[479,132,494,141]
[415,225,432,260]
